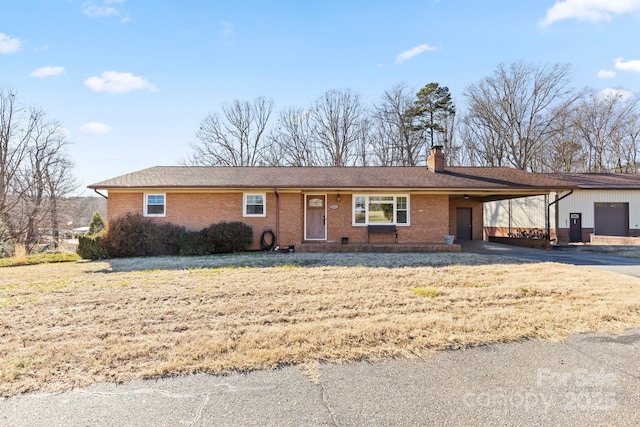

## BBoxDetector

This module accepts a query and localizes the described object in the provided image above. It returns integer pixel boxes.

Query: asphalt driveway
[462,241,640,278]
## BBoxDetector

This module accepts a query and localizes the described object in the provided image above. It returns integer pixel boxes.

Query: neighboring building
[484,173,640,244]
[88,147,569,250]
[552,173,640,243]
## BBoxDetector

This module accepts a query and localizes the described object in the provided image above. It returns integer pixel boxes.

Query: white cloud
[597,69,616,79]
[614,57,640,73]
[540,0,640,27]
[0,33,22,54]
[84,71,158,94]
[598,88,634,100]
[395,44,437,64]
[80,122,112,134]
[82,0,129,23]
[30,66,65,78]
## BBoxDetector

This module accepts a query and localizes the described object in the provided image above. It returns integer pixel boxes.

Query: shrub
[102,213,184,258]
[203,221,253,253]
[77,231,108,260]
[179,231,209,256]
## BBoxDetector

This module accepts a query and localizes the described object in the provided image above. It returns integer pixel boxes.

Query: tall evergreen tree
[411,83,456,149]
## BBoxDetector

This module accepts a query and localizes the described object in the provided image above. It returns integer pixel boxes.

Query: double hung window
[144,194,166,217]
[244,193,266,217]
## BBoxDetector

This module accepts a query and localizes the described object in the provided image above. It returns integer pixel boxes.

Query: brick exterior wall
[448,198,483,240]
[107,191,461,249]
[556,228,594,244]
[484,226,557,241]
[590,234,640,245]
[277,193,304,248]
[556,227,640,244]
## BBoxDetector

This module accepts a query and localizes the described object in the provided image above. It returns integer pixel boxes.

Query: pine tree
[87,211,106,236]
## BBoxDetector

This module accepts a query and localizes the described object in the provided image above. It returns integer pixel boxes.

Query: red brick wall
[107,191,454,247]
[556,228,594,244]
[484,226,557,241]
[108,191,278,250]
[408,194,450,242]
[590,234,640,245]
[277,193,304,247]
[449,198,483,240]
[325,193,450,243]
[556,228,640,244]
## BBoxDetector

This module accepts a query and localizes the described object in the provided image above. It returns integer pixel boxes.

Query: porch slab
[294,242,461,253]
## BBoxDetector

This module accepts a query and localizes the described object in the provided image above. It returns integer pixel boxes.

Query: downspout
[508,199,512,237]
[273,189,280,247]
[94,189,108,199]
[547,190,573,242]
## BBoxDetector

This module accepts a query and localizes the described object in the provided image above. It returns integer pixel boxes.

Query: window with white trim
[244,193,266,217]
[144,193,166,217]
[353,195,409,225]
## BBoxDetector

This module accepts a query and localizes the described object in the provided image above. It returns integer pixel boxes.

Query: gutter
[547,190,573,241]
[94,189,108,199]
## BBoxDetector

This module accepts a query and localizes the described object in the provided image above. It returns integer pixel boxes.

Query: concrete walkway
[2,328,639,426]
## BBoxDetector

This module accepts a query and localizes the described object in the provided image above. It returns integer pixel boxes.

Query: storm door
[305,195,326,240]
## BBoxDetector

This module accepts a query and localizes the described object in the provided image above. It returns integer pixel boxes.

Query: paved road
[462,241,640,278]
[2,328,639,426]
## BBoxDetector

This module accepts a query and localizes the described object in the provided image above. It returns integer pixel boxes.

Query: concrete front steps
[294,242,461,253]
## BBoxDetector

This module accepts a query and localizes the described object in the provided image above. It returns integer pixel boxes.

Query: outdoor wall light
[336,194,341,202]
[463,194,469,200]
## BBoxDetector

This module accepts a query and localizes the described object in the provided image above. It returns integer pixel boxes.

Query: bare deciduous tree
[575,90,640,172]
[370,83,422,166]
[184,97,274,166]
[265,107,318,166]
[0,88,35,225]
[313,89,366,166]
[463,62,579,170]
[0,89,77,253]
[539,104,585,172]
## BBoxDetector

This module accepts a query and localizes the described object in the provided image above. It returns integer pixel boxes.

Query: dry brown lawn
[1,252,639,396]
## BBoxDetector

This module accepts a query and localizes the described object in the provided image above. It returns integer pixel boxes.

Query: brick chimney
[427,145,445,172]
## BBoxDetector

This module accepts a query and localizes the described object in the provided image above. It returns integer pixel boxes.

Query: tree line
[184,61,640,173]
[0,88,76,255]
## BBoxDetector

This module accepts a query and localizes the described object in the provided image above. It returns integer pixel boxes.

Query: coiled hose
[260,228,276,251]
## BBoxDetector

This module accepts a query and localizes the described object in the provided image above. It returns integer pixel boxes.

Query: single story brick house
[88,147,570,250]
[484,173,640,244]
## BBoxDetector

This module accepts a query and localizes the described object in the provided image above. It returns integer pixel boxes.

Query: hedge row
[77,213,254,260]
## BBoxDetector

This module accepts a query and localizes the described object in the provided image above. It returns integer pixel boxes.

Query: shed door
[569,213,582,242]
[305,195,326,240]
[594,203,629,236]
[456,208,472,241]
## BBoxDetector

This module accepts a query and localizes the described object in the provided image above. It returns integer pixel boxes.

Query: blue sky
[2,0,640,193]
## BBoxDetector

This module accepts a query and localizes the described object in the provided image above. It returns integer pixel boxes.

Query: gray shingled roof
[88,166,570,191]
[552,173,640,189]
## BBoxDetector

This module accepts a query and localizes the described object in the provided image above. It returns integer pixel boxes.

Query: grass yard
[1,252,639,396]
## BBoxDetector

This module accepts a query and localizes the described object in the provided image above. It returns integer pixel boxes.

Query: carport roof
[89,165,571,196]
[552,173,640,190]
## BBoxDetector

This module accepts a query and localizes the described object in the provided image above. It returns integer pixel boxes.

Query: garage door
[594,202,629,236]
